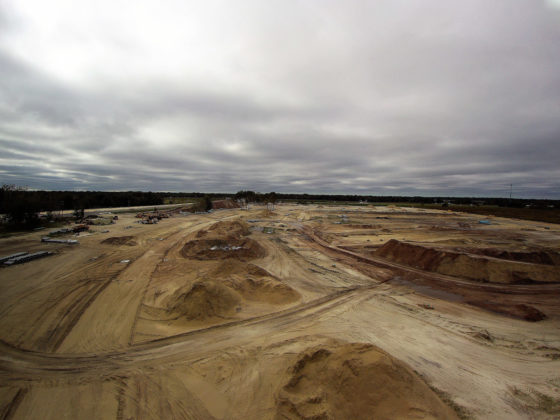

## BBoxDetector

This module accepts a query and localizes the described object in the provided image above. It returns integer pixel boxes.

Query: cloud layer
[1,0,560,197]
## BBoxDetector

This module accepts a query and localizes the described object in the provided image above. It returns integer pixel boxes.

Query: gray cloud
[1,0,559,198]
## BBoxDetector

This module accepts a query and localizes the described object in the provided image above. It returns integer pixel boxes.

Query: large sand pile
[164,262,299,320]
[166,281,241,320]
[184,220,265,261]
[376,239,560,284]
[219,262,300,304]
[166,220,297,321]
[100,236,137,246]
[276,341,459,420]
[197,220,251,239]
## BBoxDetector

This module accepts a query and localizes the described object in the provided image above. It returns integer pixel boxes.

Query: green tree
[203,195,213,211]
[1,184,41,226]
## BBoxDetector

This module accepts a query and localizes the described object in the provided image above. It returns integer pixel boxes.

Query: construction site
[0,203,559,419]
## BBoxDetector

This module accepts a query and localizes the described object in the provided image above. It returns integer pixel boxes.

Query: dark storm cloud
[1,0,560,197]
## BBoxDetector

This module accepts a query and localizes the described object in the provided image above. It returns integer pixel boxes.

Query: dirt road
[0,205,559,419]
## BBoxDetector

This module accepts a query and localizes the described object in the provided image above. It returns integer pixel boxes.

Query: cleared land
[0,204,559,419]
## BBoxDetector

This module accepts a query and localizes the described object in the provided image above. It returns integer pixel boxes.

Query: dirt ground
[0,204,559,419]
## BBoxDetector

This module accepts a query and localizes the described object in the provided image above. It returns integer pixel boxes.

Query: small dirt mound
[276,341,460,420]
[101,236,137,246]
[181,238,266,261]
[376,239,560,284]
[257,210,278,218]
[166,281,240,320]
[212,199,241,209]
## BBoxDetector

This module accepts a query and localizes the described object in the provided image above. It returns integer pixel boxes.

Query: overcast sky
[1,0,560,198]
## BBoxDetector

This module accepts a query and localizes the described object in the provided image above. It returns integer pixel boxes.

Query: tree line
[1,185,558,227]
[234,191,559,208]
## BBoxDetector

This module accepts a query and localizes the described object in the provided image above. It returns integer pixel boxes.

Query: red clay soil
[212,199,241,209]
[376,239,560,284]
[466,248,559,266]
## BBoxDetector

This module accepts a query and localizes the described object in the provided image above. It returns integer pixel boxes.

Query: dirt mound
[223,263,300,304]
[257,210,278,218]
[185,220,264,261]
[206,259,273,278]
[100,236,137,246]
[166,281,240,320]
[276,341,459,420]
[208,220,250,236]
[203,261,300,305]
[181,238,266,261]
[467,248,559,266]
[376,239,560,284]
[224,276,299,304]
[212,199,241,209]
[196,220,251,239]
[468,301,547,322]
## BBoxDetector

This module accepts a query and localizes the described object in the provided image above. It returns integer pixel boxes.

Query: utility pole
[510,184,513,200]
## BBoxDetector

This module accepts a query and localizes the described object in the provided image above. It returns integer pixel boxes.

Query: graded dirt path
[1,205,559,419]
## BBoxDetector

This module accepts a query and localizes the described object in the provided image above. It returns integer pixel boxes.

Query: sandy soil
[0,204,559,419]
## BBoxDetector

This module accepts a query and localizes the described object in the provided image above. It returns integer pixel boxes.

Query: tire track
[127,219,219,346]
[0,285,381,380]
[44,269,125,352]
[1,388,27,420]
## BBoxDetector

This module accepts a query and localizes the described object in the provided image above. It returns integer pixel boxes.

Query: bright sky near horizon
[1,0,560,198]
